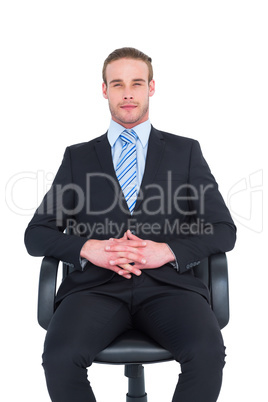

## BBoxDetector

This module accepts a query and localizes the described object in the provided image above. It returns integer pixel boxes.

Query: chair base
[125,364,148,402]
[126,394,147,402]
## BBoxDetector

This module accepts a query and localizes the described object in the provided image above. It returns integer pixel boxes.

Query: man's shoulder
[152,126,199,146]
[66,133,107,153]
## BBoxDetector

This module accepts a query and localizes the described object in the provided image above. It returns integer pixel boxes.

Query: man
[25,47,236,402]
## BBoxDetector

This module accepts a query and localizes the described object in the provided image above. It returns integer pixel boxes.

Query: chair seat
[95,329,174,365]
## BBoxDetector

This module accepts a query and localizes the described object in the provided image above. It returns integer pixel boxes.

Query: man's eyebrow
[132,78,146,82]
[109,79,123,84]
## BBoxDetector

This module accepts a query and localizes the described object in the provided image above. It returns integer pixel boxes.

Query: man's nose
[123,88,133,100]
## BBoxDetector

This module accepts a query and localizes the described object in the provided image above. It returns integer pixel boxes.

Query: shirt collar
[107,119,151,148]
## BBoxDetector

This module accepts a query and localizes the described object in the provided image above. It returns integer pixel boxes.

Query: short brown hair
[102,47,153,85]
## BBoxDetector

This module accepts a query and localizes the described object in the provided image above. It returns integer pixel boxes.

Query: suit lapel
[94,133,117,184]
[94,133,130,214]
[134,126,165,213]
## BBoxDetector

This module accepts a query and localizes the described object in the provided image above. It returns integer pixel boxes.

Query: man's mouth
[120,104,137,110]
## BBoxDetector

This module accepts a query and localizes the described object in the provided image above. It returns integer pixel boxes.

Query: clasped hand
[80,230,175,279]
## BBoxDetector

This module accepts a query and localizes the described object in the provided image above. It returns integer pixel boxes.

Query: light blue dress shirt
[107,119,151,192]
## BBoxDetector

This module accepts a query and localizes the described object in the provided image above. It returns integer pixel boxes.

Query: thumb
[126,229,142,241]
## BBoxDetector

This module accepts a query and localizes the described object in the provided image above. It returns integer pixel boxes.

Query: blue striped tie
[116,129,138,214]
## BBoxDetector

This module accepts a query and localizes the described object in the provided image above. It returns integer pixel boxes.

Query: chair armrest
[209,253,229,329]
[38,257,59,330]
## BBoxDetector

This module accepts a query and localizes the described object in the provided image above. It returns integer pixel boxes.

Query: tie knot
[120,129,137,144]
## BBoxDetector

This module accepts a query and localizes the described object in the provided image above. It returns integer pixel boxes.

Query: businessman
[25,47,236,402]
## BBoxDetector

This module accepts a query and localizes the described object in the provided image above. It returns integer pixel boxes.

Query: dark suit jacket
[25,126,236,304]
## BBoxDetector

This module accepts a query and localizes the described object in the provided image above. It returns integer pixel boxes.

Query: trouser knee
[43,342,93,373]
[178,332,226,375]
[173,337,226,402]
[192,345,224,377]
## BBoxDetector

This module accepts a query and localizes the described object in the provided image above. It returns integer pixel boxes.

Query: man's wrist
[165,243,179,271]
[80,239,93,259]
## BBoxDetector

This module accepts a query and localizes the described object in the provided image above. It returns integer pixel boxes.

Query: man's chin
[112,112,148,127]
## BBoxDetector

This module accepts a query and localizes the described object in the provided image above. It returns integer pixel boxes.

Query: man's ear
[149,80,155,97]
[102,82,108,99]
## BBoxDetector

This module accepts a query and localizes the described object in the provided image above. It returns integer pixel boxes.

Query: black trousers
[42,272,226,402]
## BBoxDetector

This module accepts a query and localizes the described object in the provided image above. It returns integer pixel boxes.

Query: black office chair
[38,253,229,402]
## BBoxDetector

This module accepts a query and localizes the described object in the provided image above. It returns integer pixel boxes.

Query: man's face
[102,58,155,128]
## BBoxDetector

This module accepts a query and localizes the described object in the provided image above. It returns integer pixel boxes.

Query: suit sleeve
[166,140,236,273]
[24,147,87,270]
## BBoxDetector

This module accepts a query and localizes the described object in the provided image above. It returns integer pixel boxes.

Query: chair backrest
[194,253,229,329]
[194,257,209,285]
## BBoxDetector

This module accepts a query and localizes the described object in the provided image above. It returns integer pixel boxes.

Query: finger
[105,243,146,252]
[110,258,144,268]
[109,232,128,242]
[119,271,132,279]
[128,240,147,247]
[108,238,126,244]
[116,264,142,276]
[111,261,142,276]
[121,273,132,279]
[109,252,146,265]
[117,268,133,279]
[110,264,132,279]
[126,229,144,242]
[118,267,141,276]
[117,271,132,279]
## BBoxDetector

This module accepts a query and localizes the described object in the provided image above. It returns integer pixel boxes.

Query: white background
[1,1,267,401]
